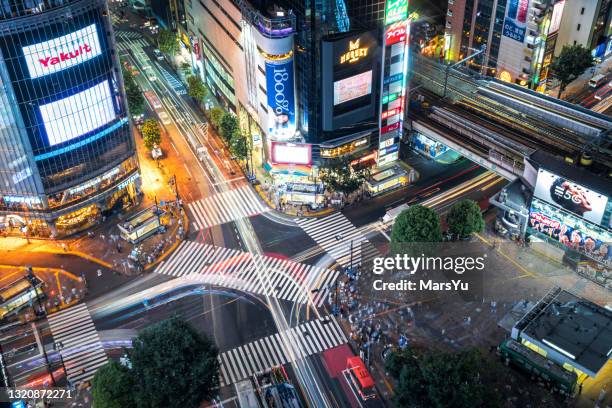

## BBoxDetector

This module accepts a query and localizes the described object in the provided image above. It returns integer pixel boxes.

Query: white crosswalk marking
[156,241,338,306]
[116,31,142,41]
[157,65,187,94]
[218,316,346,386]
[296,212,379,267]
[187,185,269,230]
[47,303,107,384]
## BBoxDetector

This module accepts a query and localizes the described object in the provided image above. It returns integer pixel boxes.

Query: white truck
[382,203,410,224]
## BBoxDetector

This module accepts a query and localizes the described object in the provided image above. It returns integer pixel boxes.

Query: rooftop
[519,289,612,376]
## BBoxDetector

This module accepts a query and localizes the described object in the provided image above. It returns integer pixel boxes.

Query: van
[588,74,606,88]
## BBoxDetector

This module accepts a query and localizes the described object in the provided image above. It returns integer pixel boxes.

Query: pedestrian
[97,269,102,277]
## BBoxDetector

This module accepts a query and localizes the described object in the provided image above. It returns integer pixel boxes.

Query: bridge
[406,55,612,180]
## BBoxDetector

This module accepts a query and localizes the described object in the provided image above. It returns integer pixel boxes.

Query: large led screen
[533,169,608,226]
[23,24,102,79]
[39,80,116,146]
[333,71,372,106]
[271,142,312,165]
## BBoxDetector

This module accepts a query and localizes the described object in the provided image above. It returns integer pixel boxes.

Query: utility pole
[443,45,487,98]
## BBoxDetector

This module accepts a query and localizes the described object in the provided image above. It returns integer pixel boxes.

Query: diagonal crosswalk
[46,303,108,384]
[187,185,269,230]
[296,212,379,267]
[218,316,347,386]
[156,241,338,306]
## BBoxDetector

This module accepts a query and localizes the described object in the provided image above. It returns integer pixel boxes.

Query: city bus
[0,276,44,320]
[588,74,606,88]
[346,356,376,400]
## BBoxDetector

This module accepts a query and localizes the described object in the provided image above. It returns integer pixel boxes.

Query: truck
[382,203,410,224]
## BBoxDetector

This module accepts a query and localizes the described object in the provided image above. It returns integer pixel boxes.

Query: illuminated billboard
[39,80,116,146]
[333,71,373,106]
[529,198,611,266]
[271,142,312,166]
[503,0,531,42]
[22,24,102,79]
[533,169,609,226]
[265,58,295,138]
[385,0,408,25]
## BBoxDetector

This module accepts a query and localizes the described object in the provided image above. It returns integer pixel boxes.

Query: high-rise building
[0,0,141,238]
[186,0,398,176]
[444,0,612,90]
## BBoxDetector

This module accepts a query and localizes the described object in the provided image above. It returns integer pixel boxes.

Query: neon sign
[340,39,369,64]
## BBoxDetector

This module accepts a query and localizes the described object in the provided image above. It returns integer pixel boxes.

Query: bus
[144,91,162,109]
[588,74,606,88]
[498,338,577,395]
[0,276,44,320]
[346,356,376,400]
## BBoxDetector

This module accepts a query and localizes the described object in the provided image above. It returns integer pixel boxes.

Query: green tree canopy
[387,348,497,408]
[219,112,239,143]
[446,199,484,239]
[92,360,135,408]
[209,107,224,129]
[142,119,162,150]
[319,155,370,196]
[157,29,179,56]
[230,130,249,162]
[551,44,594,98]
[130,317,220,408]
[121,65,144,117]
[187,75,207,102]
[391,205,442,243]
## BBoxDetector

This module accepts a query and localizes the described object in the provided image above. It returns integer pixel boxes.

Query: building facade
[186,0,411,194]
[0,0,140,238]
[444,0,612,90]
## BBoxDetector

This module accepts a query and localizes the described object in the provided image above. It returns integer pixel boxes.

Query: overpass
[406,55,612,179]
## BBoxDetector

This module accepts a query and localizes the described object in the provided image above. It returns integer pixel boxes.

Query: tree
[157,29,179,56]
[551,44,594,98]
[209,107,224,129]
[141,119,162,150]
[92,360,135,408]
[186,75,207,102]
[219,112,239,143]
[319,155,370,196]
[388,348,495,408]
[446,199,484,239]
[230,130,249,162]
[130,317,220,408]
[121,65,144,117]
[391,205,442,243]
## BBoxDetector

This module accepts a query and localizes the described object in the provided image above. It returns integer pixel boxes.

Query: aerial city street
[0,0,610,406]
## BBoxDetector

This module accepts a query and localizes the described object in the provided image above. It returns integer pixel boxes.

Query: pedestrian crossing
[115,38,149,53]
[296,212,379,267]
[218,316,347,386]
[187,185,269,230]
[116,31,143,41]
[47,303,108,384]
[156,240,338,306]
[157,65,187,95]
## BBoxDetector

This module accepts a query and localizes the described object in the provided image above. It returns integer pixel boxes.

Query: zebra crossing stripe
[218,316,346,386]
[155,241,338,307]
[187,186,269,230]
[47,303,107,384]
[296,212,380,267]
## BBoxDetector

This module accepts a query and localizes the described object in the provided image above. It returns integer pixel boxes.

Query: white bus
[589,74,606,88]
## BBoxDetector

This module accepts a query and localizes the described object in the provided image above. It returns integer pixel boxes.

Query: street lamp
[443,45,486,98]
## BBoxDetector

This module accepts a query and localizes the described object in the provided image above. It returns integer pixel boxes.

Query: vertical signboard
[378,0,410,167]
[265,58,295,139]
[503,0,531,43]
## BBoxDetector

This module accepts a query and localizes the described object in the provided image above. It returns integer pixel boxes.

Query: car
[143,66,157,81]
[158,111,171,125]
[153,49,164,61]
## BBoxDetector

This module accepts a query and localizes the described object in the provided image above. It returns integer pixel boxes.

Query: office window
[577,23,581,31]
[580,7,584,15]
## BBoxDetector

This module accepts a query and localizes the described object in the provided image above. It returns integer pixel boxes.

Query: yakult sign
[265,59,295,138]
[23,24,102,79]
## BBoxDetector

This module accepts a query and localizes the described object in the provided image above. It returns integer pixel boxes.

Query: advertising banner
[22,24,102,79]
[271,142,312,166]
[533,169,609,226]
[265,59,295,133]
[529,198,611,266]
[333,71,373,105]
[503,0,530,43]
[39,80,116,146]
[385,0,408,25]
